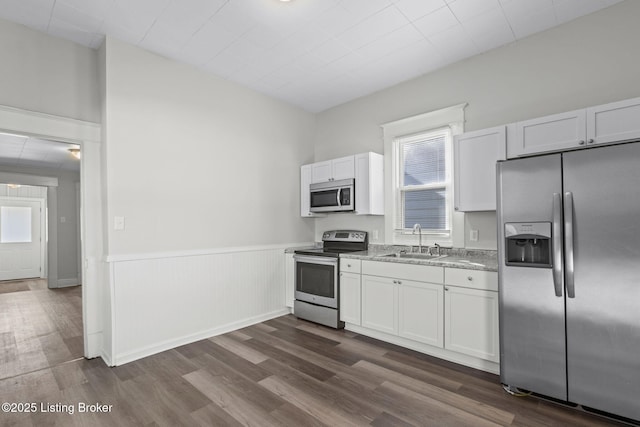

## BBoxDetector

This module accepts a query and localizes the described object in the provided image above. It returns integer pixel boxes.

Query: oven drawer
[340,259,361,274]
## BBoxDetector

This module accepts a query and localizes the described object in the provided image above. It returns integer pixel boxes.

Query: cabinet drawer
[362,260,443,283]
[444,268,498,291]
[340,259,361,274]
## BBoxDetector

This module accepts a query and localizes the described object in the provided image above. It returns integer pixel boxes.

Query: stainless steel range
[294,230,368,329]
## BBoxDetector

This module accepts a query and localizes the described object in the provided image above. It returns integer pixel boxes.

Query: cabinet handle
[579,140,585,145]
[454,207,459,211]
[588,138,594,144]
[397,280,402,285]
[445,287,449,291]
[347,264,352,268]
[467,276,473,281]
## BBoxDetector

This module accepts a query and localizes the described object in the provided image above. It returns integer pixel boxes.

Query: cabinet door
[454,126,506,211]
[311,161,332,183]
[361,275,396,335]
[340,272,361,325]
[514,109,586,156]
[300,165,326,217]
[587,97,640,146]
[285,253,295,308]
[398,280,443,348]
[354,152,384,215]
[444,286,499,362]
[331,156,355,181]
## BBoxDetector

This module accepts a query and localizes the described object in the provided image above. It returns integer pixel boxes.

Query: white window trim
[381,104,467,248]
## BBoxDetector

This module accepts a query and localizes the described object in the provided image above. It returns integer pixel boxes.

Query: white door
[0,199,42,280]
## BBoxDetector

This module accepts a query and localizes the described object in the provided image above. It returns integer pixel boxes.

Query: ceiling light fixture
[68,148,81,159]
[7,184,21,189]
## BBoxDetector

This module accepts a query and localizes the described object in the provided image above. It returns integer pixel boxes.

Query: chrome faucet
[429,243,441,256]
[412,223,422,253]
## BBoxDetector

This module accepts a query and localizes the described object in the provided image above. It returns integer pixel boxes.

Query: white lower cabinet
[353,260,499,371]
[361,275,396,334]
[361,275,444,347]
[340,271,361,325]
[398,280,443,348]
[361,260,444,347]
[444,286,499,362]
[285,253,295,308]
[444,268,499,362]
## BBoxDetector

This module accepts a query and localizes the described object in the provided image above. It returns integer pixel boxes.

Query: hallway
[0,279,83,380]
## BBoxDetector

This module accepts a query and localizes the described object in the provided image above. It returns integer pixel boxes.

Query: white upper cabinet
[301,152,383,217]
[513,109,587,156]
[454,126,506,212]
[311,156,354,183]
[508,96,640,158]
[300,164,327,217]
[354,152,384,215]
[586,97,640,146]
[310,160,333,183]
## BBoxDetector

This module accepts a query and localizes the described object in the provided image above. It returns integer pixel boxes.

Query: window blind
[395,129,450,232]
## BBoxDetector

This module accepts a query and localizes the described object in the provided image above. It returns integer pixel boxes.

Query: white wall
[313,0,640,249]
[0,18,100,123]
[103,37,315,256]
[101,37,315,363]
[0,166,80,282]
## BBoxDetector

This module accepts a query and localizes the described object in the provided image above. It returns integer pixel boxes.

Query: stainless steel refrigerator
[497,142,640,422]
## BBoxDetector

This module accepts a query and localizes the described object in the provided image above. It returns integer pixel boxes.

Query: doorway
[0,132,84,379]
[0,105,104,362]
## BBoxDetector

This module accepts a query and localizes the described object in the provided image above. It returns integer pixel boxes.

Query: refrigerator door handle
[552,193,564,297]
[564,191,576,298]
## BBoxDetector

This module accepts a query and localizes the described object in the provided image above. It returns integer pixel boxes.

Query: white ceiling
[0,133,80,172]
[0,0,624,113]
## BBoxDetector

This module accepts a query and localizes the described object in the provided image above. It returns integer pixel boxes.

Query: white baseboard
[346,323,500,375]
[57,278,79,287]
[113,308,289,366]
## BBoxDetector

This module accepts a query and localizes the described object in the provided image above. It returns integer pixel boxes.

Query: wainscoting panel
[110,246,289,365]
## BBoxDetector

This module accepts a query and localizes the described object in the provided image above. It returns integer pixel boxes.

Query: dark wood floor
[0,279,83,382]
[0,291,627,427]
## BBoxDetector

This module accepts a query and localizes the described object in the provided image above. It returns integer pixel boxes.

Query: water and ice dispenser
[504,222,552,267]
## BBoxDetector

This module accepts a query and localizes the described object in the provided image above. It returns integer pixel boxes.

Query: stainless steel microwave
[309,178,355,213]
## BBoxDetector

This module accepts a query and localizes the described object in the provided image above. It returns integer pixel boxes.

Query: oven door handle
[336,188,341,207]
[293,255,339,266]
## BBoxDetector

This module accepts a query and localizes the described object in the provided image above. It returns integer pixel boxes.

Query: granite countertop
[340,245,498,272]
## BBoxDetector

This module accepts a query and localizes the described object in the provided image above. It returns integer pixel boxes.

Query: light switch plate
[470,229,479,241]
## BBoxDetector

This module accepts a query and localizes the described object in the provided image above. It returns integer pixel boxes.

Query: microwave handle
[336,188,341,207]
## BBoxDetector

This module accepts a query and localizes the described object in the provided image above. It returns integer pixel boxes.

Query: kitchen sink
[381,253,447,260]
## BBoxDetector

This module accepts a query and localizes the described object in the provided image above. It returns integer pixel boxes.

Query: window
[381,104,466,247]
[1,206,32,243]
[395,128,451,234]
